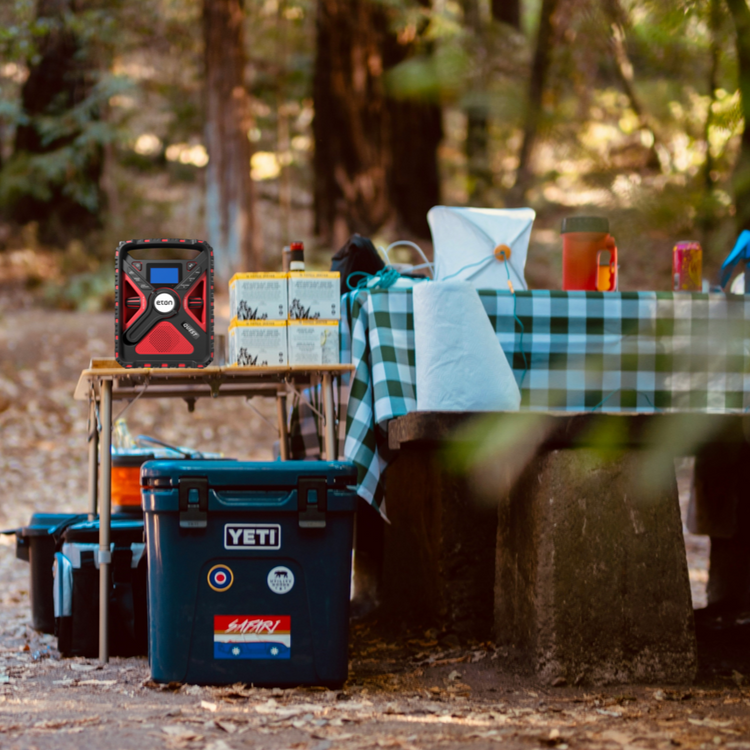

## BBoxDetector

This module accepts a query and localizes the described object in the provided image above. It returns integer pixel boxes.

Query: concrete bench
[383,412,750,684]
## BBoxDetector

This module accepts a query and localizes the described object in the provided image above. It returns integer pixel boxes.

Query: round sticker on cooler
[267,566,294,594]
[207,564,234,592]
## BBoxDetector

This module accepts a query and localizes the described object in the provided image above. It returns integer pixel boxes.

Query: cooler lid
[62,519,144,545]
[112,452,155,468]
[5,513,147,539]
[141,460,358,487]
[19,513,89,538]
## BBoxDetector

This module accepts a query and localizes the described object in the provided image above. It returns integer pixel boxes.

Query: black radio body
[115,239,214,368]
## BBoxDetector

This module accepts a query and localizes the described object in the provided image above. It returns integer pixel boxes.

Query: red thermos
[561,216,618,292]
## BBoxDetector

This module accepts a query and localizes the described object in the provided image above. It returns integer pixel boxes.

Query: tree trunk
[203,0,257,280]
[463,0,491,207]
[11,0,103,244]
[313,0,441,245]
[726,0,750,234]
[465,103,491,206]
[509,0,559,206]
[388,99,442,235]
[492,0,521,30]
[463,0,520,207]
[699,0,722,246]
[604,0,661,170]
[276,0,292,248]
[703,0,721,195]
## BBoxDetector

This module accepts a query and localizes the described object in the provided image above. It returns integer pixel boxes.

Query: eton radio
[115,238,214,368]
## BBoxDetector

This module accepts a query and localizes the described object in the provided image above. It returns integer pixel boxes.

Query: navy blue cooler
[3,513,89,634]
[141,460,357,687]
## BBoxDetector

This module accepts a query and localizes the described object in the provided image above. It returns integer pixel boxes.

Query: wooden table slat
[75,359,354,400]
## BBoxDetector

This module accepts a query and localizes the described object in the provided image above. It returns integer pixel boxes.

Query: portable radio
[115,238,214,368]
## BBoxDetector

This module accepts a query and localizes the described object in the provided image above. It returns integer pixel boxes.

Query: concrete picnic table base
[495,448,695,685]
[383,412,713,685]
[383,444,497,641]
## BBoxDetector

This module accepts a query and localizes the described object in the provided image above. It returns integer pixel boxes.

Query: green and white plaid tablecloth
[332,289,750,515]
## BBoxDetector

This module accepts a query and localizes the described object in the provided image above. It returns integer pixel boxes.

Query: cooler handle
[298,477,327,529]
[179,477,209,529]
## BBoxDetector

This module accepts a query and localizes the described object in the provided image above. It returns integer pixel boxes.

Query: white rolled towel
[413,280,521,412]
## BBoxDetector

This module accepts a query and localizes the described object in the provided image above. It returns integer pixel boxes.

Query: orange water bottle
[561,216,618,292]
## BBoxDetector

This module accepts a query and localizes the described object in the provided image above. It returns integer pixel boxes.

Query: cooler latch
[179,477,209,529]
[298,477,327,529]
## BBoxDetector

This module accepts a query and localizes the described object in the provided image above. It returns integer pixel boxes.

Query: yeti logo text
[224,524,281,550]
[154,293,175,313]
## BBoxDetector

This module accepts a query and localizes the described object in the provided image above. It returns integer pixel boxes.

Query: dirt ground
[1,282,749,750]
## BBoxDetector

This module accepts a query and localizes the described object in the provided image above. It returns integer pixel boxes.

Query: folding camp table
[74,358,353,663]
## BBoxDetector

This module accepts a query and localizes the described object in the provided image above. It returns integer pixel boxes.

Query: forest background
[1,0,749,308]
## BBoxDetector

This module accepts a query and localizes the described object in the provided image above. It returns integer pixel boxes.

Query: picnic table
[341,288,750,514]
[337,287,750,684]
[73,359,353,663]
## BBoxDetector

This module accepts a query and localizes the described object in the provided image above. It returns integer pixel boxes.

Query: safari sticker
[267,566,294,594]
[213,616,290,659]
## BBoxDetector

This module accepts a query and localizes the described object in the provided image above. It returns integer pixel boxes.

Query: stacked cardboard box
[288,272,340,321]
[228,320,287,368]
[229,272,288,321]
[227,271,340,367]
[287,272,339,366]
[228,273,288,368]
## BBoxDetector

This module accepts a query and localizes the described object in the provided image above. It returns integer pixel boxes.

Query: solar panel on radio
[115,239,214,368]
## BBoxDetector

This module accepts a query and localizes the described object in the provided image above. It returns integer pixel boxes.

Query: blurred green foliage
[42,264,115,311]
[0,76,130,213]
[0,0,748,291]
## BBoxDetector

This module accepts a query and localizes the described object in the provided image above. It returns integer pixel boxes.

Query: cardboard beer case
[287,320,339,366]
[229,272,288,323]
[228,320,287,368]
[288,272,340,321]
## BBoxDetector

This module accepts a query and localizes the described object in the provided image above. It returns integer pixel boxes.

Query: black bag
[330,234,384,295]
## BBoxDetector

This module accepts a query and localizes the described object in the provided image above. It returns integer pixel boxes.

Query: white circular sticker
[154,292,175,313]
[267,566,294,595]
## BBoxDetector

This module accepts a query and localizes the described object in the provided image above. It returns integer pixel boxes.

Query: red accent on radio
[135,322,194,356]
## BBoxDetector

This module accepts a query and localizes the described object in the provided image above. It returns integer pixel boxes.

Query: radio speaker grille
[150,326,177,352]
[135,321,194,356]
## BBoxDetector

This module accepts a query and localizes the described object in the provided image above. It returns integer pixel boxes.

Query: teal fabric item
[720,230,750,289]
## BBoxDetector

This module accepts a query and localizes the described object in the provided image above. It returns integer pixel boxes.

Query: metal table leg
[276,391,289,461]
[98,379,113,663]
[88,398,98,521]
[322,372,336,461]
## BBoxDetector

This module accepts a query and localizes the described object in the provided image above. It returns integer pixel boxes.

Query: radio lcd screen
[149,266,180,285]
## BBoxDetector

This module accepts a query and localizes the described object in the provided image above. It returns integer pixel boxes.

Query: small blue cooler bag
[141,460,358,687]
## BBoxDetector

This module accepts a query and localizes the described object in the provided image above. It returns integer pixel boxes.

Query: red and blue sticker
[207,565,234,592]
[213,616,291,660]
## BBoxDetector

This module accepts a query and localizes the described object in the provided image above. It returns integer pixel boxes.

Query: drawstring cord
[346,267,405,293]
[501,257,529,391]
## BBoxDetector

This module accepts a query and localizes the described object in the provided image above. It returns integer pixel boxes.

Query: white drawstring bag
[427,206,535,290]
